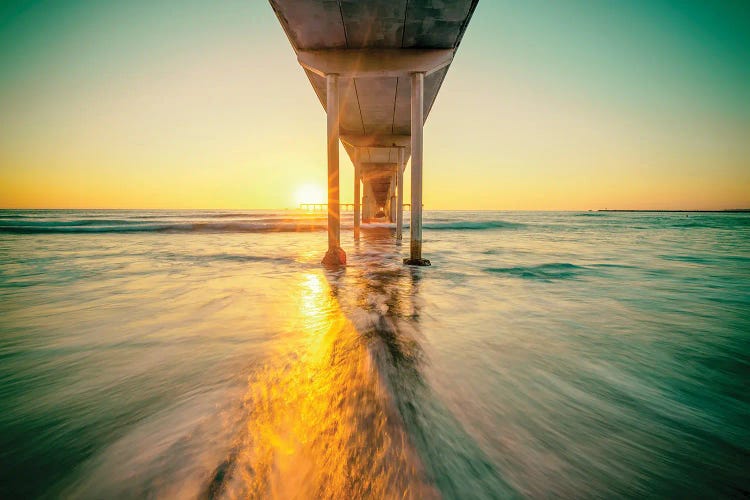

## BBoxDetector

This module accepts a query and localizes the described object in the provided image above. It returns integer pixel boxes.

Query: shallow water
[1,210,749,498]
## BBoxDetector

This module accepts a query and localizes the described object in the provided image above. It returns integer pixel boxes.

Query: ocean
[1,209,748,498]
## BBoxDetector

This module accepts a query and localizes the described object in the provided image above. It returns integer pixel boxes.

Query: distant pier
[299,203,411,212]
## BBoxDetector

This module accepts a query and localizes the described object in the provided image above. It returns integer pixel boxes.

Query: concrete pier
[269,0,478,265]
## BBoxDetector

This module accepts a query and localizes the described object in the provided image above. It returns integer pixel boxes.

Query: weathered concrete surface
[299,49,453,78]
[269,0,478,166]
[269,1,477,51]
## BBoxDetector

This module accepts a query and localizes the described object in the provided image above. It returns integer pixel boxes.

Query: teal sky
[1,0,748,209]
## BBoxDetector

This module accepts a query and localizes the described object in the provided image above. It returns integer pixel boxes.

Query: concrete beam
[361,148,407,165]
[298,49,453,79]
[360,163,398,181]
[341,134,410,148]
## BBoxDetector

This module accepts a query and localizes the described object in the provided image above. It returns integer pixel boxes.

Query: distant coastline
[597,209,750,213]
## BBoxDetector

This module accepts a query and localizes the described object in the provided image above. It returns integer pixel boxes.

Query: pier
[270,0,478,265]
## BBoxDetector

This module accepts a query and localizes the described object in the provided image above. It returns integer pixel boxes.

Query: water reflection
[204,263,434,498]
[342,229,515,498]
[205,227,513,498]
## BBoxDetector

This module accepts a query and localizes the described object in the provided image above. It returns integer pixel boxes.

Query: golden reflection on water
[217,270,436,499]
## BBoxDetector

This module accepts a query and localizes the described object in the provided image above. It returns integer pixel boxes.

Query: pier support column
[396,147,404,240]
[363,181,376,222]
[389,173,397,222]
[405,72,430,265]
[353,149,361,240]
[322,73,346,266]
[362,177,369,222]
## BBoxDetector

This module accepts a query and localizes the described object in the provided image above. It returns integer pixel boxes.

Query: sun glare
[295,184,325,208]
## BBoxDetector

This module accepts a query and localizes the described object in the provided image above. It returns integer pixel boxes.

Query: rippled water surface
[1,210,749,498]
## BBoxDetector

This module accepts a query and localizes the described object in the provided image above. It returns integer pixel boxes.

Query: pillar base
[403,258,431,266]
[322,247,347,266]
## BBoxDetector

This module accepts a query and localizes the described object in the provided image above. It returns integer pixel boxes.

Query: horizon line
[1,207,749,213]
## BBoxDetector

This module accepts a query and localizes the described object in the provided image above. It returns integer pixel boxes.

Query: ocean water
[1,209,749,498]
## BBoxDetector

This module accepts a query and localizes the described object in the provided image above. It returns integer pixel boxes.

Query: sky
[0,0,748,210]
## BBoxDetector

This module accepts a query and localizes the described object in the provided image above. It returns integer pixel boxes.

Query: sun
[294,183,325,208]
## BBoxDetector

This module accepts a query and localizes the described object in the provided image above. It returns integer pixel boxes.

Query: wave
[485,262,585,280]
[0,212,322,222]
[0,221,329,234]
[158,251,301,265]
[660,254,714,265]
[423,220,524,230]
[0,219,150,227]
[201,212,325,220]
[674,219,750,229]
[0,216,525,234]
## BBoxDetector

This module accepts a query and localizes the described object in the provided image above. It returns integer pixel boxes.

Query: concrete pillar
[396,147,405,240]
[322,74,346,265]
[405,72,429,265]
[362,177,369,222]
[353,150,361,240]
[370,183,377,221]
[389,173,397,222]
[363,181,375,222]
